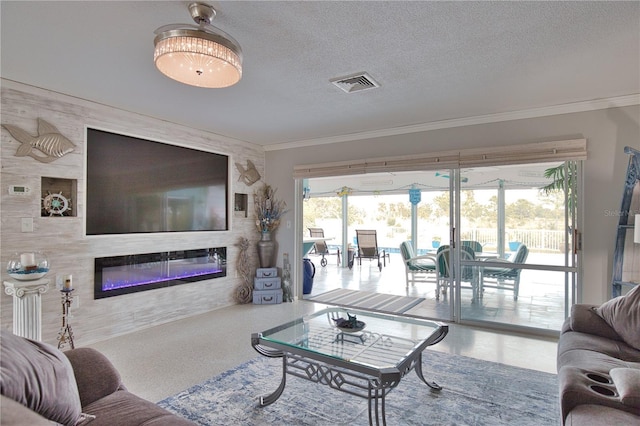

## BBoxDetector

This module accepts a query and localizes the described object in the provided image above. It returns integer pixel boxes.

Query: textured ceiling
[1,1,639,147]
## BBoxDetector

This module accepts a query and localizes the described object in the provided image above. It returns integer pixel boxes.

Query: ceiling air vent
[330,72,380,93]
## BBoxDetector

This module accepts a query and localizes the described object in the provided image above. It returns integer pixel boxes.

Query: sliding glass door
[456,162,579,332]
[297,141,583,334]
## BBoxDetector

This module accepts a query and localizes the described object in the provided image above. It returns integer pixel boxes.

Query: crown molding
[264,94,640,152]
[2,79,637,153]
[0,78,255,149]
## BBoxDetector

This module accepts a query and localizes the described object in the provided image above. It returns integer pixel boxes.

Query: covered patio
[305,250,568,332]
[302,158,580,334]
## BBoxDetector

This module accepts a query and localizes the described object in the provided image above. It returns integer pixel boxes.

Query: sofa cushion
[557,330,640,364]
[610,367,640,408]
[83,390,195,426]
[557,346,639,378]
[0,330,82,426]
[596,285,640,351]
[564,404,640,426]
[0,395,53,426]
[64,348,124,408]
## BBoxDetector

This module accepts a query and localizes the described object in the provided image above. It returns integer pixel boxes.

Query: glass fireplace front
[94,247,226,299]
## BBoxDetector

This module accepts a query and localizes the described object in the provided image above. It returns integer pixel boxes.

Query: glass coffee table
[251,307,448,425]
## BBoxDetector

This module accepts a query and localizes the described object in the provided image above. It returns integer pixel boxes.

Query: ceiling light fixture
[153,2,242,88]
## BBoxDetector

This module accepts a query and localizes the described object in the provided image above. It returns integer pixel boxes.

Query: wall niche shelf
[41,177,77,217]
[234,193,248,218]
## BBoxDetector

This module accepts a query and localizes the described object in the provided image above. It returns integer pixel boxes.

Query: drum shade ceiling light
[153,2,242,88]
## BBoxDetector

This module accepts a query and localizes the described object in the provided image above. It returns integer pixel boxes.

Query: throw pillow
[0,330,83,426]
[596,284,640,351]
[610,368,640,408]
[569,304,623,341]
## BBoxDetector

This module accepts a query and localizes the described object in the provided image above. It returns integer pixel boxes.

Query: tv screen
[86,128,228,235]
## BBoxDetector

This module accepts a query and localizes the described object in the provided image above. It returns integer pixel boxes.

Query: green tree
[506,199,536,227]
[540,162,577,210]
[432,192,450,218]
[303,197,366,228]
[417,203,432,220]
[461,191,486,225]
[376,202,411,221]
[482,195,498,227]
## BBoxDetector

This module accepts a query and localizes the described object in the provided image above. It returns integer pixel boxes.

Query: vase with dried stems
[254,184,288,268]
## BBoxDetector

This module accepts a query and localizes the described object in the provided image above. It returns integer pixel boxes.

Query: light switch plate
[21,217,33,232]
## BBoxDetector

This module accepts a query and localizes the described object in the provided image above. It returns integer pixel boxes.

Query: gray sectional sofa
[557,285,640,425]
[0,330,195,425]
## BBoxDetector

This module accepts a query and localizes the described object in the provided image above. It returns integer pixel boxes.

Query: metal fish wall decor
[2,118,76,163]
[235,159,261,186]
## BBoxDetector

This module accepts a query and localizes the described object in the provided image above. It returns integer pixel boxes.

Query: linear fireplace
[94,247,226,299]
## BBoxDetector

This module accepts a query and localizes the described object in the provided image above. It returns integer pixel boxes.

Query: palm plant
[540,162,577,210]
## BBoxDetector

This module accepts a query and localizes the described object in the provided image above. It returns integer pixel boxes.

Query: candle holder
[57,288,75,350]
[6,252,50,281]
[62,274,73,291]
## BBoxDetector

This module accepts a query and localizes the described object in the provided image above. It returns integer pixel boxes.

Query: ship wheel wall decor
[42,191,72,216]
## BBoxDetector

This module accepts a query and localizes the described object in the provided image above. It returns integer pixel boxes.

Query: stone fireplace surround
[1,81,263,345]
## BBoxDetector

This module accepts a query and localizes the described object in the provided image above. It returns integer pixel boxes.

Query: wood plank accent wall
[1,81,264,346]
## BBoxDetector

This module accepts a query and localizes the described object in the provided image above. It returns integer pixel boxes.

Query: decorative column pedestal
[3,279,49,341]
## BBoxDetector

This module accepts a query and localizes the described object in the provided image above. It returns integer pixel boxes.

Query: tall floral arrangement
[254,184,288,234]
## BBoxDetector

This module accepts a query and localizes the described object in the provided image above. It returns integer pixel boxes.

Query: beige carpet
[309,288,425,314]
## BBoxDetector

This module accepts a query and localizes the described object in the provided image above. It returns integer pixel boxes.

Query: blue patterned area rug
[310,288,425,314]
[158,350,559,426]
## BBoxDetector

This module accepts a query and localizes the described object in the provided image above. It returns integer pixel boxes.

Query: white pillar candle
[20,253,35,267]
[63,275,73,290]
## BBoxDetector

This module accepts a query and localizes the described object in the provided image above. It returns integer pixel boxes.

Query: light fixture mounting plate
[189,2,216,25]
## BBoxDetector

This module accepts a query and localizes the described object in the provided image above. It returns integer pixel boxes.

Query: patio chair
[480,243,529,301]
[461,240,483,255]
[436,245,479,302]
[400,241,438,292]
[308,228,340,267]
[355,230,390,271]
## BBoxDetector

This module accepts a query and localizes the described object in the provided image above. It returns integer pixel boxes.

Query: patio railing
[318,223,568,254]
[462,228,567,252]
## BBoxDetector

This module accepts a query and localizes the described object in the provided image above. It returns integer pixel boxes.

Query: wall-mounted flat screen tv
[86,128,228,235]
